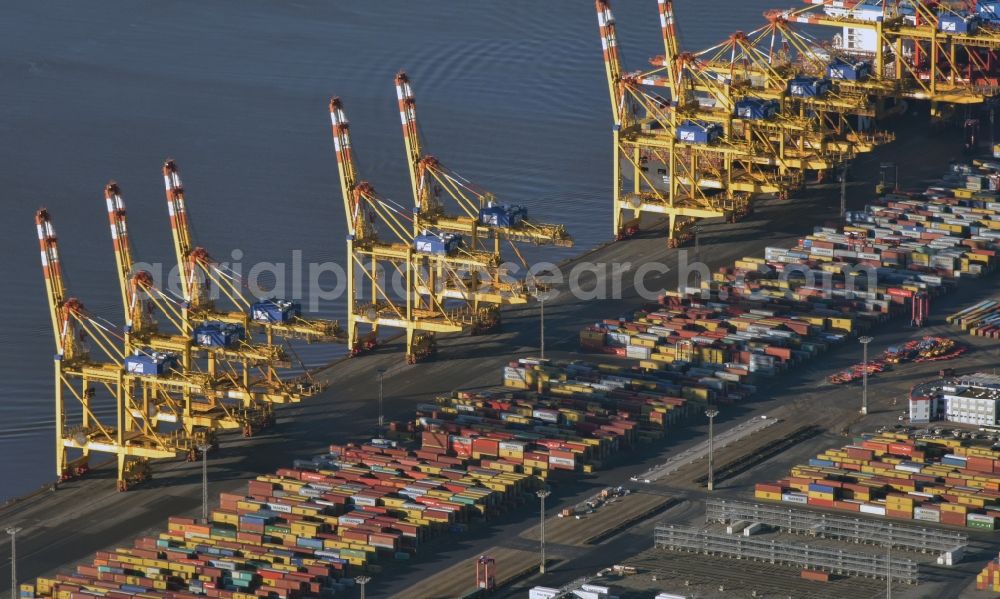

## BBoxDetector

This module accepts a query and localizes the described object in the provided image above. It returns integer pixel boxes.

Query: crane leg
[406,328,416,365]
[117,453,128,492]
[667,213,678,249]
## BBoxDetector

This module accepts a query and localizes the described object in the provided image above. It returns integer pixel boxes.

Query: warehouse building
[909,373,1000,425]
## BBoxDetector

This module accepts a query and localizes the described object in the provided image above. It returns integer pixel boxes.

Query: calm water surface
[0,0,781,497]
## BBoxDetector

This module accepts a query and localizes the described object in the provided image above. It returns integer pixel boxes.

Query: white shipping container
[504,367,526,381]
[913,507,940,523]
[580,585,611,594]
[549,456,575,468]
[626,345,652,359]
[860,504,886,516]
[499,441,527,452]
[533,409,559,423]
[529,588,560,599]
[266,502,293,513]
[782,492,808,504]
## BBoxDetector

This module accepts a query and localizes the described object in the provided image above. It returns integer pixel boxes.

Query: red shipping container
[472,438,500,456]
[888,442,913,456]
[941,511,967,527]
[807,497,835,508]
[968,456,994,473]
[886,509,912,520]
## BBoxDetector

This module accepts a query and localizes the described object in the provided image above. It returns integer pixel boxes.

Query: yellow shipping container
[755,490,781,501]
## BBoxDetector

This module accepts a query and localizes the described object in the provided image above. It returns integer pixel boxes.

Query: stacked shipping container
[24,359,707,599]
[583,166,1000,386]
[948,299,1000,337]
[977,554,1000,591]
[414,358,701,474]
[581,301,842,385]
[755,432,1000,529]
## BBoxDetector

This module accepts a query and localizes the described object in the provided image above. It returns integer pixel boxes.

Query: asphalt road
[0,120,985,598]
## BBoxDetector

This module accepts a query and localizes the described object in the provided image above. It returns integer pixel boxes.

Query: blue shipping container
[939,12,978,34]
[479,203,527,227]
[735,98,779,120]
[827,59,872,81]
[194,322,246,348]
[414,231,463,254]
[124,351,179,376]
[676,120,722,144]
[788,77,832,98]
[980,1,1000,22]
[251,298,301,323]
[195,324,241,348]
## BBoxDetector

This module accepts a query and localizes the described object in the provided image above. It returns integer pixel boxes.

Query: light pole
[376,368,386,434]
[536,488,551,574]
[530,276,546,360]
[539,293,546,360]
[886,544,892,599]
[197,443,211,523]
[355,576,371,599]
[705,408,719,491]
[694,225,701,263]
[840,164,849,217]
[6,526,21,599]
[859,336,873,415]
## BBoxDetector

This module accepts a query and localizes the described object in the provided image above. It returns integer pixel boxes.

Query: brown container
[801,569,830,582]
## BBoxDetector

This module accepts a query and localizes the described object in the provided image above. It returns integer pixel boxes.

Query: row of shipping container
[755,431,1000,529]
[582,164,1000,392]
[977,554,1000,591]
[415,358,707,471]
[24,359,709,599]
[948,298,1000,338]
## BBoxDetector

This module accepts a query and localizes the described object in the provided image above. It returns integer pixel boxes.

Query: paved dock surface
[5,123,996,598]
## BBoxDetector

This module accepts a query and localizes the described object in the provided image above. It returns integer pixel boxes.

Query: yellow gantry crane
[331,97,525,363]
[394,71,573,249]
[37,209,209,491]
[596,0,897,244]
[596,0,773,244]
[662,16,893,155]
[105,182,284,437]
[780,0,1000,110]
[162,160,340,348]
[160,160,337,403]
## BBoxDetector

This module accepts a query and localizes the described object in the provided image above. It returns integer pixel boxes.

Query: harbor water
[0,0,779,498]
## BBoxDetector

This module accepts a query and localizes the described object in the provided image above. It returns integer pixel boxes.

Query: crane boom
[36,208,68,355]
[395,72,423,204]
[162,159,206,307]
[395,71,439,218]
[105,182,133,327]
[596,0,626,124]
[393,71,572,247]
[330,97,376,242]
[658,0,681,89]
[105,182,157,334]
